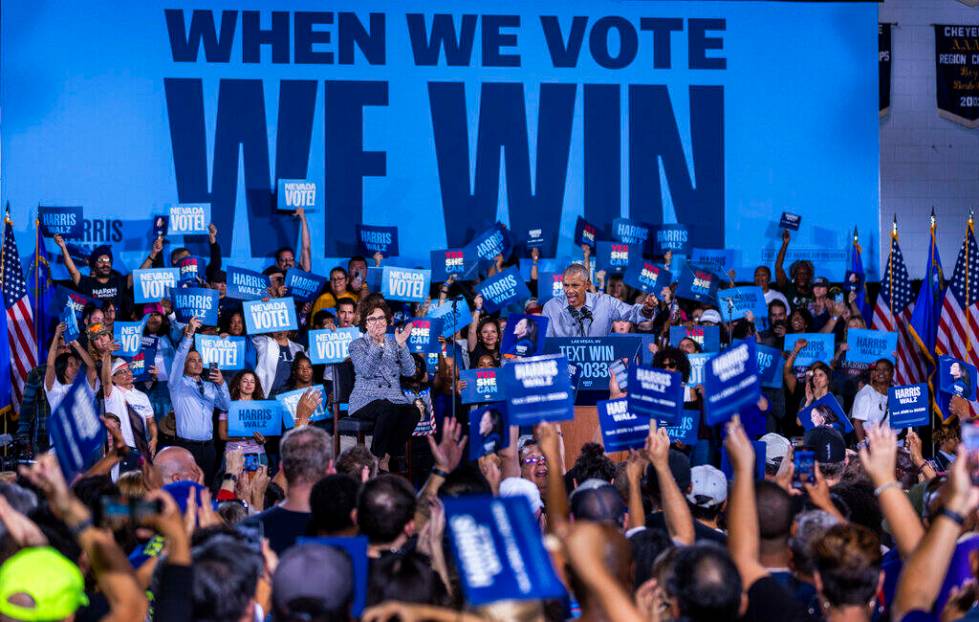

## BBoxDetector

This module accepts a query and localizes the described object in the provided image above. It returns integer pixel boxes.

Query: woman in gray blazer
[348,297,420,470]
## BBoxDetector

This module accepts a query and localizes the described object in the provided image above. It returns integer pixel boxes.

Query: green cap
[0,547,89,621]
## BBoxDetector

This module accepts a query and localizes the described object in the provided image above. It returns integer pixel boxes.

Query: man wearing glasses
[168,316,230,482]
[101,356,158,477]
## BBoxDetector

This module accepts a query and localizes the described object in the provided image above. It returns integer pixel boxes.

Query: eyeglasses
[95,258,112,265]
[662,360,678,370]
[365,316,387,324]
[522,456,547,466]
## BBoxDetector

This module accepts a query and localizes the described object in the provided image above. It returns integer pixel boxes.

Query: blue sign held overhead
[177,256,204,286]
[467,223,510,265]
[430,248,475,282]
[404,318,441,354]
[676,264,720,304]
[167,203,210,235]
[888,383,930,429]
[243,298,298,334]
[624,261,671,294]
[38,206,83,239]
[460,368,504,404]
[612,217,650,246]
[278,385,329,428]
[61,305,80,344]
[846,328,897,365]
[195,335,246,371]
[779,212,802,230]
[380,266,430,303]
[669,326,721,353]
[654,224,690,255]
[276,179,318,212]
[501,354,574,425]
[173,288,218,326]
[704,340,761,426]
[428,297,472,338]
[938,355,978,401]
[595,241,635,274]
[598,397,649,452]
[113,321,144,358]
[476,267,531,313]
[308,328,362,364]
[227,401,283,437]
[755,343,784,389]
[133,268,179,304]
[799,394,853,434]
[226,266,271,301]
[356,224,399,256]
[691,248,735,275]
[783,333,835,367]
[525,226,545,250]
[284,268,326,302]
[718,286,769,328]
[152,215,168,238]
[661,410,700,446]
[628,366,683,423]
[49,375,106,482]
[574,216,598,249]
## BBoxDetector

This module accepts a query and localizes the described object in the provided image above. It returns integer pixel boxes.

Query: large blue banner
[543,335,641,391]
[2,2,879,280]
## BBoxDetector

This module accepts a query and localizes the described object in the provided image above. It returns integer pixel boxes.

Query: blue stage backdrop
[1,1,879,278]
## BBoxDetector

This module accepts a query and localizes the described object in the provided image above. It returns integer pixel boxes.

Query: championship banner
[718,286,768,327]
[194,335,246,370]
[380,266,430,302]
[595,241,635,274]
[845,328,897,364]
[276,179,318,212]
[113,321,145,358]
[703,340,760,425]
[888,383,929,429]
[278,385,329,428]
[935,25,979,128]
[879,23,892,116]
[470,404,509,460]
[243,298,298,334]
[460,368,504,404]
[49,375,105,481]
[61,305,81,344]
[444,496,566,605]
[669,326,721,353]
[133,268,179,304]
[612,217,650,248]
[476,267,531,313]
[466,223,511,264]
[543,336,642,391]
[501,354,574,424]
[167,203,210,235]
[597,397,649,452]
[38,206,83,239]
[172,287,218,325]
[623,261,670,294]
[783,333,834,366]
[356,224,399,256]
[653,224,690,255]
[227,400,283,437]
[574,216,598,249]
[627,366,683,423]
[428,297,472,337]
[405,318,441,354]
[226,265,271,301]
[308,327,361,364]
[284,268,327,302]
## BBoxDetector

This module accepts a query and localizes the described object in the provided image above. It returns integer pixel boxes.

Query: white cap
[110,358,129,376]
[686,465,727,507]
[500,477,543,514]
[760,433,791,466]
[699,309,722,325]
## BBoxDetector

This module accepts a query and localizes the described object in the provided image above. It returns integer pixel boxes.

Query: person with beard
[54,235,145,316]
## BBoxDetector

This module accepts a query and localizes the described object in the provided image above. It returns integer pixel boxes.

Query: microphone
[567,305,587,336]
[579,307,593,321]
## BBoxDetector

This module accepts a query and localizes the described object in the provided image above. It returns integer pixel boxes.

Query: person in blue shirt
[542,264,657,337]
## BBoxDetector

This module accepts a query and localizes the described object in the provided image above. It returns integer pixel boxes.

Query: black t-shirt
[646,512,728,546]
[77,272,127,309]
[248,506,311,555]
[742,575,812,622]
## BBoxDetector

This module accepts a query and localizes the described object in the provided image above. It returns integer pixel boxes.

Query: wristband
[223,473,238,483]
[432,467,450,479]
[873,481,900,497]
[939,507,966,526]
[69,517,94,537]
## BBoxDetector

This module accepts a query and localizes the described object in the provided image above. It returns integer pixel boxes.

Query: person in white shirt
[102,356,158,477]
[850,358,894,441]
[43,323,99,411]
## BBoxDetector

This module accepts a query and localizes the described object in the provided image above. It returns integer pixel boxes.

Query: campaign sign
[501,314,548,358]
[428,297,472,337]
[444,496,566,605]
[460,369,503,404]
[501,354,574,424]
[537,272,564,304]
[526,226,545,249]
[783,333,834,366]
[173,288,219,325]
[543,336,642,391]
[56,286,98,323]
[406,318,441,354]
[476,267,531,313]
[276,179,318,212]
[755,344,784,389]
[779,212,802,231]
[177,255,203,286]
[226,266,271,301]
[38,205,83,239]
[243,298,298,335]
[284,269,326,302]
[467,223,511,264]
[113,321,144,357]
[574,216,598,249]
[691,248,735,275]
[61,305,81,344]
[126,350,151,382]
[430,248,474,282]
[612,217,650,246]
[227,401,283,437]
[661,410,700,446]
[133,268,179,304]
[718,286,769,327]
[195,335,246,371]
[297,537,369,616]
[654,224,690,255]
[628,367,683,423]
[799,394,853,434]
[721,442,767,481]
[381,267,430,303]
[624,261,670,294]
[938,356,978,401]
[167,203,210,235]
[355,224,399,256]
[308,328,361,364]
[366,265,383,292]
[888,383,930,429]
[704,340,761,426]
[470,404,509,460]
[597,397,649,452]
[152,215,168,238]
[669,326,721,353]
[596,241,634,274]
[278,385,329,428]
[675,265,720,304]
[846,329,898,365]
[687,353,711,386]
[49,375,105,482]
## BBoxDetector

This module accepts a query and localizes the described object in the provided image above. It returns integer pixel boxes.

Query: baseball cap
[645,449,692,497]
[0,547,89,621]
[804,426,846,464]
[110,358,129,376]
[698,309,722,325]
[273,543,354,614]
[686,465,727,507]
[760,433,791,467]
[812,276,830,287]
[141,303,165,316]
[500,477,543,514]
[87,322,110,337]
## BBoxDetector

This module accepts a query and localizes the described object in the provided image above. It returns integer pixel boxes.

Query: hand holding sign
[295,389,323,427]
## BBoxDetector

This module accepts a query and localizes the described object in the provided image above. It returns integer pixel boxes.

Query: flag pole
[34,205,40,347]
[889,216,897,319]
[969,210,975,353]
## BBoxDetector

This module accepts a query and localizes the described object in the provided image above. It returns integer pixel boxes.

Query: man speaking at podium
[543,264,658,337]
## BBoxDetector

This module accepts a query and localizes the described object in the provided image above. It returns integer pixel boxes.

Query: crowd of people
[1,222,978,622]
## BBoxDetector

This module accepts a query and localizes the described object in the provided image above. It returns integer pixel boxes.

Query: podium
[560,405,628,470]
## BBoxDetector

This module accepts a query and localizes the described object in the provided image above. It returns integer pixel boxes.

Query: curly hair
[359,294,392,331]
[229,370,266,401]
[568,443,616,485]
[654,347,692,383]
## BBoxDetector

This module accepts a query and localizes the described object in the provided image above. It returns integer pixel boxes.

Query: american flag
[936,217,979,418]
[1,214,37,412]
[872,228,926,385]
